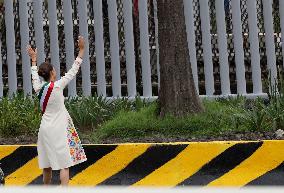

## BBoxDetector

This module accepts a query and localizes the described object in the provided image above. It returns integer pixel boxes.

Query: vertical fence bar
[122,0,136,97]
[47,0,60,80]
[138,0,152,97]
[0,40,3,97]
[33,0,45,66]
[262,0,277,86]
[77,0,91,96]
[183,0,199,94]
[280,0,284,69]
[215,0,230,95]
[199,0,214,95]
[107,0,121,97]
[153,0,160,90]
[63,0,76,97]
[4,0,17,96]
[247,0,262,94]
[19,0,32,96]
[93,0,106,97]
[231,0,246,94]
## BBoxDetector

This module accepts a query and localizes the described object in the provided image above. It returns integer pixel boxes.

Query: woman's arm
[55,57,82,88]
[27,46,42,94]
[56,36,85,89]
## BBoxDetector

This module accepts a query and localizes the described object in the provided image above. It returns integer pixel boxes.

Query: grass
[0,94,150,138]
[1,86,284,143]
[91,74,284,143]
[93,98,253,142]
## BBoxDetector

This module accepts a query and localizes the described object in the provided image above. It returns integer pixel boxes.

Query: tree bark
[157,0,204,117]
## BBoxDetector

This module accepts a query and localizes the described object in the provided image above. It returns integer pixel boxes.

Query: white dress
[31,57,87,170]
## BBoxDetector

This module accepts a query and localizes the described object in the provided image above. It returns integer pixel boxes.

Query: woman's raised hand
[27,45,37,63]
[78,36,85,59]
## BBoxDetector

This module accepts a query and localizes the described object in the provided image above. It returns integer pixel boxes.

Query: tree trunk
[157,0,204,117]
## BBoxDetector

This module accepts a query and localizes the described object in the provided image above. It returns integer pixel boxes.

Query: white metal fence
[0,0,283,99]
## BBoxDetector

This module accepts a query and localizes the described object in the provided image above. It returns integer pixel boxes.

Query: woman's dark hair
[38,62,54,81]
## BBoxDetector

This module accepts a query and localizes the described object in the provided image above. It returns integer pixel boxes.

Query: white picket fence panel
[0,0,283,99]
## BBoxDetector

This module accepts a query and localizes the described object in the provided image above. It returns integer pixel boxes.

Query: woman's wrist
[31,59,37,66]
[78,49,85,59]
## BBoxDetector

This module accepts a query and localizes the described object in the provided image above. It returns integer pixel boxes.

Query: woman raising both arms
[27,36,87,185]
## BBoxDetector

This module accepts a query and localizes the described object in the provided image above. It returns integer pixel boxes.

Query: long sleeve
[31,66,43,94]
[55,57,82,89]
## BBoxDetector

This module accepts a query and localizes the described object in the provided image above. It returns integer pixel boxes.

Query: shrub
[0,94,41,137]
[0,94,149,137]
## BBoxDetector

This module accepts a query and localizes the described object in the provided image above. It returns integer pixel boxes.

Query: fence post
[4,0,17,96]
[0,40,3,98]
[280,0,284,69]
[122,0,136,97]
[33,0,45,66]
[231,0,246,94]
[63,0,76,97]
[215,0,230,95]
[107,0,121,97]
[77,0,91,96]
[138,0,152,97]
[247,0,262,94]
[19,0,32,96]
[93,0,106,97]
[47,0,60,80]
[199,0,214,95]
[183,0,199,94]
[262,0,277,87]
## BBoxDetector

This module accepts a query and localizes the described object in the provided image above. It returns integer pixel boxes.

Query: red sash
[38,82,54,114]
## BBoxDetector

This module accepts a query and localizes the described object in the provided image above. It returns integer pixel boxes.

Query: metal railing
[0,0,283,98]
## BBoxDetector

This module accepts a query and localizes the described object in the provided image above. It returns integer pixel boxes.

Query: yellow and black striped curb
[1,140,284,186]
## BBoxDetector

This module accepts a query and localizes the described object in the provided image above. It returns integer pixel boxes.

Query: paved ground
[2,187,284,193]
[1,187,284,193]
[1,141,284,186]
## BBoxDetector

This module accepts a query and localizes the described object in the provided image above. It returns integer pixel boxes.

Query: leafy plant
[232,99,269,132]
[0,94,41,136]
[65,95,149,130]
[264,71,284,130]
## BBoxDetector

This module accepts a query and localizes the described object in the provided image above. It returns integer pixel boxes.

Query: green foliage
[0,95,149,137]
[65,96,111,130]
[95,100,245,142]
[265,72,284,130]
[0,94,41,136]
[3,79,284,143]
[65,96,150,130]
[232,99,269,132]
[94,83,284,142]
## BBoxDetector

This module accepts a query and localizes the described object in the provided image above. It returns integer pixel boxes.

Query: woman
[27,36,87,185]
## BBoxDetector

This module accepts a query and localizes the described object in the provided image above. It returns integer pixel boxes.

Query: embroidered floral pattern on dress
[67,118,86,163]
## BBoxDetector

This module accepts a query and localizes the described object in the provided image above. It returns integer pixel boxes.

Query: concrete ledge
[0,140,284,186]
